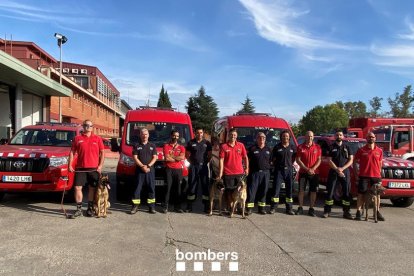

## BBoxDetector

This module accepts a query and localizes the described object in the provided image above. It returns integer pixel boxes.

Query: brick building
[0,39,121,138]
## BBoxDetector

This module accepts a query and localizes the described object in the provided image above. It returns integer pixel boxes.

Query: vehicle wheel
[0,192,5,202]
[390,197,414,208]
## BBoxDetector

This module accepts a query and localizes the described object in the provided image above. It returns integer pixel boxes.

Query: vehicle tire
[0,192,5,202]
[390,197,414,208]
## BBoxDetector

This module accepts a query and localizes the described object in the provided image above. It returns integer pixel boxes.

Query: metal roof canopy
[0,50,71,97]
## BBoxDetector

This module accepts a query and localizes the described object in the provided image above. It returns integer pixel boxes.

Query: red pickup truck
[0,122,82,201]
[305,135,414,207]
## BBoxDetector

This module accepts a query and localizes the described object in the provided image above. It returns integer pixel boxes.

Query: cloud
[371,43,414,67]
[397,17,414,40]
[156,24,211,52]
[238,0,353,51]
[111,76,196,109]
[0,0,115,25]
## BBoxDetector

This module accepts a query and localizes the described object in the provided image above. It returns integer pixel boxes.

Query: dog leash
[61,169,100,219]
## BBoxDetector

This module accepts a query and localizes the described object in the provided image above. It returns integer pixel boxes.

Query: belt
[255,169,269,173]
[276,166,291,170]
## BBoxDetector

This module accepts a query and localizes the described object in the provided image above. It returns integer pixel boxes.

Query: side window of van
[315,139,330,156]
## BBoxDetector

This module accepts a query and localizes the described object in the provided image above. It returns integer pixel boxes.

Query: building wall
[1,40,121,138]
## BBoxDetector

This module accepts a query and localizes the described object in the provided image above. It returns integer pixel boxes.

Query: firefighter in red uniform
[218,128,249,212]
[163,130,186,213]
[68,119,105,218]
[295,131,321,217]
[354,132,385,221]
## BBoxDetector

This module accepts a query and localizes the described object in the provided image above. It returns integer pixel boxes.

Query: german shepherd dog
[364,183,386,223]
[208,178,225,216]
[229,176,247,219]
[94,173,110,218]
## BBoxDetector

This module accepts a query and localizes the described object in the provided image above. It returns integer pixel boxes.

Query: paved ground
[0,158,413,276]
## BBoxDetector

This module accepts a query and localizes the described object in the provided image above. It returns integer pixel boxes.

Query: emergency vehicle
[0,122,82,201]
[113,107,194,201]
[212,113,299,194]
[348,117,414,160]
[309,135,414,208]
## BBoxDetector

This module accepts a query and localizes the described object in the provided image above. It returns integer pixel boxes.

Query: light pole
[54,33,67,123]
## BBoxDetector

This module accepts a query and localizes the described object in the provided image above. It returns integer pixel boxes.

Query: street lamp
[54,33,67,123]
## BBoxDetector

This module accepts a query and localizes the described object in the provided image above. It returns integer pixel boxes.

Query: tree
[290,123,301,138]
[157,85,172,108]
[336,101,367,119]
[388,85,413,117]
[298,103,348,135]
[369,96,383,117]
[238,95,255,114]
[186,86,219,133]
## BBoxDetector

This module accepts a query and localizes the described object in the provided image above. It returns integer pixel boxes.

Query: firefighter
[185,128,212,213]
[354,132,384,221]
[295,130,322,217]
[270,130,296,215]
[246,132,272,215]
[130,128,158,214]
[323,130,353,219]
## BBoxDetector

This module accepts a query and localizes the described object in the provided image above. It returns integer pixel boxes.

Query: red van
[212,113,299,197]
[114,107,194,201]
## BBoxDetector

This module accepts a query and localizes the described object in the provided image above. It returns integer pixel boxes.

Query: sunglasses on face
[83,124,93,128]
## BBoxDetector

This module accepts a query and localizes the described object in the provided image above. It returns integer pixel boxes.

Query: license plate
[155,180,165,186]
[388,182,411,188]
[2,175,32,182]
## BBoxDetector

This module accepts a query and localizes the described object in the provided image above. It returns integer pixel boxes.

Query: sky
[1,0,414,123]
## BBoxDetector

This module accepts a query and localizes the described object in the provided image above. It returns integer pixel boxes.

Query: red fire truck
[348,117,414,160]
[113,107,194,201]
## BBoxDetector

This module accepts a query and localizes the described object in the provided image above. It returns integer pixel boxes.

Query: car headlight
[49,156,68,167]
[119,153,135,167]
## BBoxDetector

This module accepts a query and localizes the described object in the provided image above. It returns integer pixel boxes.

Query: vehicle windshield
[236,127,295,148]
[343,140,365,155]
[373,128,391,143]
[126,122,191,147]
[9,128,76,147]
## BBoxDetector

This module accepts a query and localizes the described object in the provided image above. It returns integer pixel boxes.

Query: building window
[74,76,89,89]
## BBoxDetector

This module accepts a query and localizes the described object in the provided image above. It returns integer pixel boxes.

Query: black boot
[258,206,266,215]
[185,202,193,213]
[86,201,94,217]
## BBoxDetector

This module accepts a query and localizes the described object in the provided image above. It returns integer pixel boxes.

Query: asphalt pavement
[0,158,413,276]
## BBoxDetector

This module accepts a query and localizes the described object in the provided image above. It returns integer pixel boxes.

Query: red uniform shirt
[355,145,383,178]
[71,133,104,169]
[163,143,185,169]
[297,143,322,174]
[219,141,247,175]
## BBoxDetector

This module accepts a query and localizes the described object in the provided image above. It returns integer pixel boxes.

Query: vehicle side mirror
[110,137,120,152]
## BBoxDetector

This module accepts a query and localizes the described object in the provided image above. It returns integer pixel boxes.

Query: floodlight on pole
[54,33,67,123]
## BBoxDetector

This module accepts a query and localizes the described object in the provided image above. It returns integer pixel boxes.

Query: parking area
[0,158,413,276]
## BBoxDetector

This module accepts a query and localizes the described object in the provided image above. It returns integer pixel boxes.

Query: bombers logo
[175,249,239,272]
[13,161,26,169]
